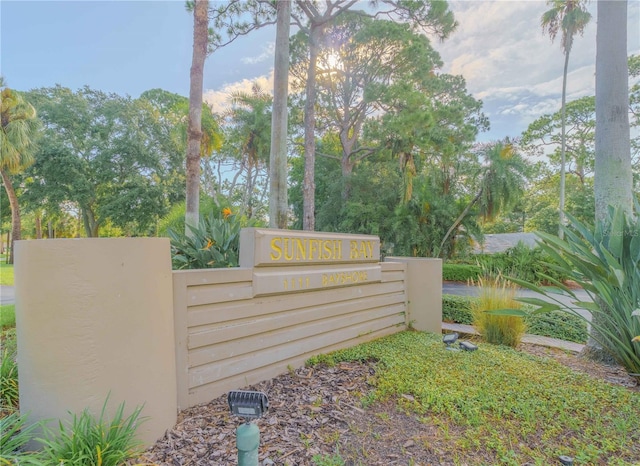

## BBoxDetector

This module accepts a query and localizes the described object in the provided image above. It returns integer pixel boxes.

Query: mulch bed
[136,344,638,466]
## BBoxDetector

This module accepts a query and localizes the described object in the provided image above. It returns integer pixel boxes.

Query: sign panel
[240,228,380,268]
[252,264,382,297]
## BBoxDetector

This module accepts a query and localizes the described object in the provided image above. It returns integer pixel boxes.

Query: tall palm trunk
[585,0,633,363]
[558,43,571,239]
[186,0,209,236]
[302,24,322,231]
[0,168,20,264]
[269,0,291,229]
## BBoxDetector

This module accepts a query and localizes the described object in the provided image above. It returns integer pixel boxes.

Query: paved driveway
[443,282,592,321]
[0,286,15,305]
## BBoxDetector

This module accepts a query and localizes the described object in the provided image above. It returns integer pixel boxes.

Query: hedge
[442,264,482,282]
[442,294,588,344]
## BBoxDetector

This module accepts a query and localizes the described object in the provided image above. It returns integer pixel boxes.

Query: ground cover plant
[308,331,640,465]
[443,294,588,343]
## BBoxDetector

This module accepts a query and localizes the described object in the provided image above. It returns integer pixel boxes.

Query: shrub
[442,295,474,324]
[473,243,568,285]
[168,210,241,269]
[471,277,526,347]
[37,398,145,466]
[442,264,482,282]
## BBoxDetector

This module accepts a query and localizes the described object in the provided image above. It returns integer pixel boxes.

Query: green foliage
[1,343,18,411]
[168,211,241,269]
[157,196,224,237]
[443,295,588,343]
[442,263,481,282]
[23,86,191,237]
[0,305,15,329]
[442,294,475,325]
[307,331,640,464]
[0,411,43,462]
[471,277,526,347]
[508,206,640,375]
[37,398,145,466]
[312,452,346,466]
[472,243,569,285]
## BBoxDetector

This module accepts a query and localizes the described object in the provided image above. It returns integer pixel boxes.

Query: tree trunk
[585,0,633,363]
[439,189,483,257]
[302,24,322,231]
[186,0,209,236]
[81,206,100,237]
[558,44,571,240]
[35,211,43,239]
[269,0,291,229]
[594,0,632,222]
[0,168,20,264]
[48,220,54,239]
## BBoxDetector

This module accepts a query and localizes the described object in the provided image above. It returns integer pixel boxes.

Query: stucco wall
[15,238,177,447]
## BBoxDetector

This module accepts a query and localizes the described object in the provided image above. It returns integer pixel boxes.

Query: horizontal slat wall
[173,262,407,408]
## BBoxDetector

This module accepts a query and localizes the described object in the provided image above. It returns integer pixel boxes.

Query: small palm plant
[471,275,526,347]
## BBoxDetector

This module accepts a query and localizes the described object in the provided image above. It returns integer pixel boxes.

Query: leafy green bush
[442,295,474,324]
[442,264,482,282]
[37,398,145,466]
[168,210,241,269]
[443,295,588,343]
[473,243,568,285]
[508,206,640,375]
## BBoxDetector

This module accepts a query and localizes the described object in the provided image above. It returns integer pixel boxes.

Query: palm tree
[269,0,291,229]
[541,0,591,239]
[186,0,209,237]
[0,78,40,263]
[439,141,529,256]
[226,84,272,219]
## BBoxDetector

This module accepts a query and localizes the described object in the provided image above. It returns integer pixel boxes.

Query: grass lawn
[1,304,15,329]
[0,263,14,286]
[309,331,640,465]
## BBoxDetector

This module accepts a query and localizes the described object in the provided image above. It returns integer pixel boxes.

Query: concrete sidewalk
[442,322,585,353]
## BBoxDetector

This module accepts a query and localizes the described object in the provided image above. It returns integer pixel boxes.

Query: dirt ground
[136,343,638,466]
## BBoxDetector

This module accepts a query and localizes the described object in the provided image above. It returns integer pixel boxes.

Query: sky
[1,0,639,144]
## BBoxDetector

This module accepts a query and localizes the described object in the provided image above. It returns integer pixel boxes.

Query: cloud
[203,71,275,114]
[240,42,275,65]
[435,0,604,138]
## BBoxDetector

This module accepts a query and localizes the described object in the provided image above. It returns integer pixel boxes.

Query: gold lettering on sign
[349,240,374,260]
[270,237,345,262]
[321,270,369,286]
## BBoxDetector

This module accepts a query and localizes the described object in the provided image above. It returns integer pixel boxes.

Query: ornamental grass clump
[37,398,145,466]
[471,276,526,347]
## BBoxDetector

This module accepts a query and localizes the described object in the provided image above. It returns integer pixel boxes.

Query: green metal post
[236,422,260,466]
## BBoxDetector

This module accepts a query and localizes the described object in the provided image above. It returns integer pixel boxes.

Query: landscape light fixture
[558,455,574,465]
[459,341,478,352]
[443,332,459,351]
[227,390,269,466]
